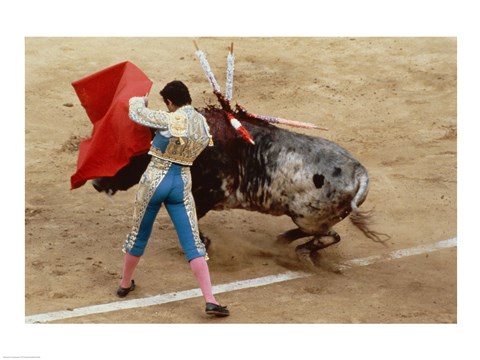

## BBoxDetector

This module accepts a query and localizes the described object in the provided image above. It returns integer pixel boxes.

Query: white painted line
[25,237,457,324]
[337,237,457,270]
[24,271,308,324]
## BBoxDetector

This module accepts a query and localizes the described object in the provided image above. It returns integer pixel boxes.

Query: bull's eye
[313,174,325,189]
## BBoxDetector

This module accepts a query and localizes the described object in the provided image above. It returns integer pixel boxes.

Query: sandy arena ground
[25,37,457,326]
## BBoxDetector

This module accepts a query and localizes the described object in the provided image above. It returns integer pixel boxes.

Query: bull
[92,104,388,265]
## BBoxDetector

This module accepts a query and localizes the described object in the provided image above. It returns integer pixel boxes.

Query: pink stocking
[120,253,141,288]
[189,257,218,304]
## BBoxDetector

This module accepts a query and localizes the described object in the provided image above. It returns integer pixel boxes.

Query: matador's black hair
[160,80,192,107]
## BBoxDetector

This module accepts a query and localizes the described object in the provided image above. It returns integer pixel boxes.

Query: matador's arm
[128,96,174,129]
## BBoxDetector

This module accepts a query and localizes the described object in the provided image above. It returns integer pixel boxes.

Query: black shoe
[117,280,135,298]
[206,302,230,317]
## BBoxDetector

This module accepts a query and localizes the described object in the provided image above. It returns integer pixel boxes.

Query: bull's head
[91,153,151,195]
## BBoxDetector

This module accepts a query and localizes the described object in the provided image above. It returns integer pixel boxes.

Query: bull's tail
[349,167,390,244]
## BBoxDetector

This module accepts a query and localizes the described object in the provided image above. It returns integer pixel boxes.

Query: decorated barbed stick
[235,104,328,131]
[226,112,255,145]
[194,41,255,145]
[194,41,326,132]
[214,92,255,145]
[194,41,221,94]
[225,42,235,101]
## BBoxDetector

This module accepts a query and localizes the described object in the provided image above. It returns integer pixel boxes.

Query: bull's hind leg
[276,228,309,244]
[295,231,341,268]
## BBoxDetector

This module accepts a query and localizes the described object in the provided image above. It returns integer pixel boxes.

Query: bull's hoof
[295,247,317,270]
[311,253,343,274]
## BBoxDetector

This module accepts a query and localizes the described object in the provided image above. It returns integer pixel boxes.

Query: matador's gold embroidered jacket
[128,97,213,166]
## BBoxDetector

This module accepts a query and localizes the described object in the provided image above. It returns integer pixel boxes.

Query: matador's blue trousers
[122,157,207,261]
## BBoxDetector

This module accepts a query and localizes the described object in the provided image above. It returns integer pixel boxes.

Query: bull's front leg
[295,231,341,269]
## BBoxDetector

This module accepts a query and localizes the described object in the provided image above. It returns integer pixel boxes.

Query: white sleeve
[128,97,172,129]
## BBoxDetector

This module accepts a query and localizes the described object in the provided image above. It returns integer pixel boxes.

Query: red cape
[70,61,153,189]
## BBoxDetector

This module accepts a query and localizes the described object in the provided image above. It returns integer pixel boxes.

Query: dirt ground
[24,37,457,326]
